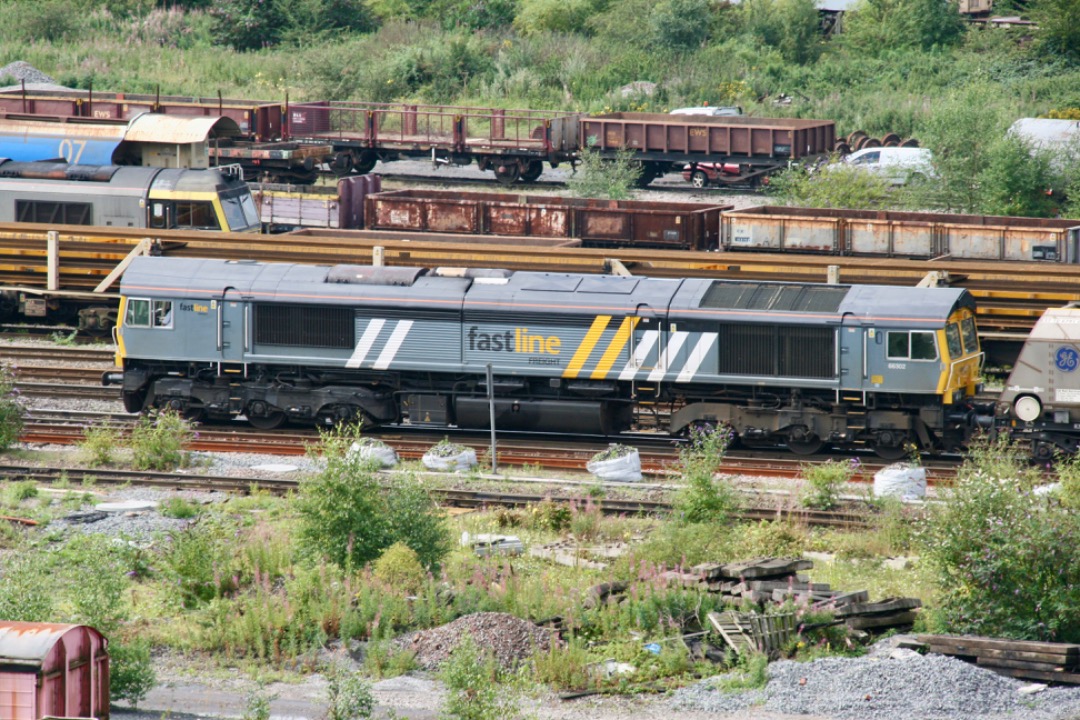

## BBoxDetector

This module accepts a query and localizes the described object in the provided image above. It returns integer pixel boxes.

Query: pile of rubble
[393,611,555,670]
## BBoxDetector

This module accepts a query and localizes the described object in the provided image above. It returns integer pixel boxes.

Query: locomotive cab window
[887,331,938,361]
[153,300,173,329]
[945,323,963,359]
[174,202,220,230]
[149,202,169,229]
[125,298,151,327]
[960,316,978,353]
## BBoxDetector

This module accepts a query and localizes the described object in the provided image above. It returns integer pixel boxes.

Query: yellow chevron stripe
[563,315,611,378]
[590,317,640,379]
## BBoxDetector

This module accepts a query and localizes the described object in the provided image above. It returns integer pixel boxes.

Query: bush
[768,161,896,210]
[567,140,641,200]
[80,422,123,466]
[0,365,25,452]
[675,423,737,524]
[129,410,194,471]
[801,459,857,510]
[298,424,450,570]
[373,542,426,593]
[440,634,516,720]
[738,0,822,65]
[513,0,596,35]
[159,497,202,519]
[0,554,54,622]
[110,638,157,708]
[842,0,965,55]
[325,659,375,720]
[921,435,1080,642]
[162,521,235,608]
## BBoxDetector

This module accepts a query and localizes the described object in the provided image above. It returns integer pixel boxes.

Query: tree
[1030,0,1080,63]
[976,135,1059,217]
[919,83,1010,213]
[648,0,713,50]
[843,0,966,55]
[209,0,288,50]
[513,0,596,35]
[739,0,822,65]
[768,160,895,209]
[297,424,450,570]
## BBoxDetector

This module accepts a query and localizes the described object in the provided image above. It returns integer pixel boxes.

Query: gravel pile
[0,61,55,85]
[672,650,1080,719]
[52,487,228,540]
[395,612,554,670]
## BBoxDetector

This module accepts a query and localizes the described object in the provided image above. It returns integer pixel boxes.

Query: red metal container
[0,622,109,720]
[363,189,729,250]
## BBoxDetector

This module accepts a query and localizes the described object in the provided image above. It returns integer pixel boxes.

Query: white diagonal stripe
[373,320,414,369]
[346,318,384,369]
[676,333,718,383]
[619,330,658,380]
[648,331,689,382]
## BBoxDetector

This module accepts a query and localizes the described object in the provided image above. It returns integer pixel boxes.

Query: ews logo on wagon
[467,326,562,355]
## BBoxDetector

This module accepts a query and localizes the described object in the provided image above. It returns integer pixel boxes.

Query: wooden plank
[984,666,1080,685]
[976,657,1068,673]
[846,610,918,630]
[748,580,832,592]
[835,597,921,618]
[975,648,1078,665]
[917,635,1080,658]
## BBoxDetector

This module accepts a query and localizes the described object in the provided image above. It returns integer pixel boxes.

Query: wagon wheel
[520,160,544,183]
[847,130,868,146]
[881,132,901,147]
[352,151,378,175]
[899,138,920,148]
[494,162,521,185]
[833,141,852,156]
[690,169,709,189]
[862,137,882,149]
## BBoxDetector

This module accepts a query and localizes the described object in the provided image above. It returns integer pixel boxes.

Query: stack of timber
[917,634,1080,685]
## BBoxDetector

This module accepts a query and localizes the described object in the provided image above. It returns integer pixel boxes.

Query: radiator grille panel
[717,324,835,378]
[254,304,355,349]
[701,282,846,313]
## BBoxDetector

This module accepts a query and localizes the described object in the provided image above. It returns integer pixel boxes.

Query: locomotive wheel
[787,437,824,455]
[494,163,521,185]
[872,443,908,461]
[248,411,287,430]
[1013,394,1042,422]
[690,170,709,189]
[520,160,544,182]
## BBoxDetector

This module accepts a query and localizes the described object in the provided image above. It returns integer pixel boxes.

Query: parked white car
[669,106,743,117]
[839,147,935,185]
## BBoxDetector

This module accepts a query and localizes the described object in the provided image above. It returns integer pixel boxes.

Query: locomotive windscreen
[700,282,847,313]
[254,304,355,348]
[717,324,835,378]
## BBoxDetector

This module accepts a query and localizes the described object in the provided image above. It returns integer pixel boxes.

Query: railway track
[0,463,871,528]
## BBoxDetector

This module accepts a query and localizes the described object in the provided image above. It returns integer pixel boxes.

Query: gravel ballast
[672,650,1080,720]
[395,612,555,670]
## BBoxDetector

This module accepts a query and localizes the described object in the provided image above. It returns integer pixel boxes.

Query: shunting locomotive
[106,257,983,458]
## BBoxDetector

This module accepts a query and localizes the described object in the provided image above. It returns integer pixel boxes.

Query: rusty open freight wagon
[720,206,1080,263]
[362,189,730,250]
[579,113,837,185]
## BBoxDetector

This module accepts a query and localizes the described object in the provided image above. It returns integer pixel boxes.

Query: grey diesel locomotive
[106,257,984,458]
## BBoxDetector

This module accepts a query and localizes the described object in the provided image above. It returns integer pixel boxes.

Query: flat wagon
[362,189,729,250]
[721,206,1080,262]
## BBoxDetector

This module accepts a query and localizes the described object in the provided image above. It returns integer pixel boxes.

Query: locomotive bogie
[112,257,983,455]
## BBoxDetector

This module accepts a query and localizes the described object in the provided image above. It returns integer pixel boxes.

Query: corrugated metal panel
[0,622,81,663]
[124,113,242,143]
[700,282,847,313]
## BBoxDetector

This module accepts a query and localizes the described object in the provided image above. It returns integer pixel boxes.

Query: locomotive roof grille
[700,282,847,313]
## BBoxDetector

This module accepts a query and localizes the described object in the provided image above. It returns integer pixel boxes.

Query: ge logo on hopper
[1056,346,1079,372]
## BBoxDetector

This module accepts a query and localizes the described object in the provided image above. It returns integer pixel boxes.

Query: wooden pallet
[707,611,797,658]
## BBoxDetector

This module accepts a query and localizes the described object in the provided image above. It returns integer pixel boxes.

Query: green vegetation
[801,459,858,511]
[129,410,194,471]
[79,422,123,466]
[440,634,518,720]
[674,423,737,524]
[921,435,1080,642]
[0,365,25,452]
[1,0,1078,214]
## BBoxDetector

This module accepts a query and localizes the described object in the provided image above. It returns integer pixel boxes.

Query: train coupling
[102,371,124,387]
